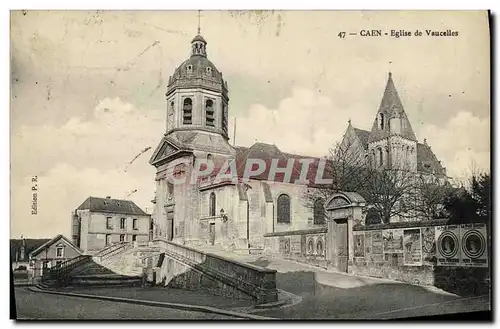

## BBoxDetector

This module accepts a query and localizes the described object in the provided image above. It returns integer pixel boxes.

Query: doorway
[209,223,215,245]
[336,218,348,273]
[328,218,348,273]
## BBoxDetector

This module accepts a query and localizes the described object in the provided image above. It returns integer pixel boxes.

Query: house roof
[77,196,150,216]
[10,238,51,262]
[417,142,447,176]
[353,128,370,150]
[192,142,332,187]
[29,234,83,258]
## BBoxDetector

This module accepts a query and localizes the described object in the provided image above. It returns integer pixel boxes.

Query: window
[209,192,216,217]
[186,65,193,74]
[313,199,325,225]
[132,235,137,242]
[378,113,385,130]
[106,217,113,230]
[56,246,64,258]
[120,218,126,230]
[277,194,291,223]
[119,234,125,242]
[206,67,212,75]
[205,99,215,127]
[55,260,63,267]
[105,234,112,246]
[378,148,383,167]
[183,98,192,124]
[222,104,228,134]
[133,219,138,230]
[167,182,174,199]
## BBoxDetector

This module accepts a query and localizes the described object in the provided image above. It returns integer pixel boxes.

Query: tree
[413,175,453,220]
[302,136,373,210]
[444,172,491,225]
[359,168,418,224]
[303,135,420,224]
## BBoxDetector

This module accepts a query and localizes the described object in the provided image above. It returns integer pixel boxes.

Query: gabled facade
[28,234,83,278]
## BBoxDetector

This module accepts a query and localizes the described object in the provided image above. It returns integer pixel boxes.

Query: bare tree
[302,136,372,209]
[360,168,419,224]
[413,174,452,220]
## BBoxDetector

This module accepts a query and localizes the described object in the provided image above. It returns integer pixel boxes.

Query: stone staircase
[36,245,145,289]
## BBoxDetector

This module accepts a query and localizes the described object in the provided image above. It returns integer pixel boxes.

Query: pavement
[52,285,255,310]
[13,287,241,320]
[199,248,492,319]
[14,248,492,320]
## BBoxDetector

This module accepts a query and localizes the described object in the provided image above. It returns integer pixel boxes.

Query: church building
[149,30,447,252]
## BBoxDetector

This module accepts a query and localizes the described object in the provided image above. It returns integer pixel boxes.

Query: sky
[10,10,490,239]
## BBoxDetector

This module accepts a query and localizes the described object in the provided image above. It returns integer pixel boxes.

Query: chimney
[106,196,111,199]
[20,235,26,261]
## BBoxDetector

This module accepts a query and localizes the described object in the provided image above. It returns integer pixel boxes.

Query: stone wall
[350,220,491,296]
[153,238,278,304]
[264,228,328,268]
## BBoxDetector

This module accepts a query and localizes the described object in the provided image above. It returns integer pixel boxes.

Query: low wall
[350,221,490,296]
[263,228,328,268]
[153,239,278,304]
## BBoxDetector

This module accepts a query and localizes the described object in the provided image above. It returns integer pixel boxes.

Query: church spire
[368,72,417,143]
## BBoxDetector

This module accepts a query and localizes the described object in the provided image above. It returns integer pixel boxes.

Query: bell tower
[368,72,417,171]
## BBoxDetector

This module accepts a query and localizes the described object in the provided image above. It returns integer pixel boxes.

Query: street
[244,257,491,319]
[13,288,240,320]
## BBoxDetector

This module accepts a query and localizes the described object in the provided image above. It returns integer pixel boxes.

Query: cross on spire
[197,10,201,35]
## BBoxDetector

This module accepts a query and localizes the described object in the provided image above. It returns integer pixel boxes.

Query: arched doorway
[325,192,366,273]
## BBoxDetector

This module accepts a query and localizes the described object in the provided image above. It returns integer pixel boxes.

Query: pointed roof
[29,234,83,258]
[353,128,370,150]
[368,72,417,143]
[10,238,51,262]
[416,142,447,176]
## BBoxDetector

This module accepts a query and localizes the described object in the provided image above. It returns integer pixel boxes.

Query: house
[28,234,83,280]
[10,236,50,270]
[72,196,152,254]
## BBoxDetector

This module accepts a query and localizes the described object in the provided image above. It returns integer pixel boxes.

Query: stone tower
[368,72,418,171]
[149,30,236,244]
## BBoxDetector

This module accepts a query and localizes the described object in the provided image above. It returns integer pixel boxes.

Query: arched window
[277,194,291,223]
[378,148,383,167]
[316,239,324,256]
[205,99,215,127]
[183,98,192,125]
[378,113,385,130]
[313,198,325,225]
[209,192,216,217]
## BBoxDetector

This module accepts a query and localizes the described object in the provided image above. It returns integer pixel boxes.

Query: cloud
[11,97,161,238]
[231,87,373,156]
[11,163,154,239]
[232,89,490,182]
[418,111,490,179]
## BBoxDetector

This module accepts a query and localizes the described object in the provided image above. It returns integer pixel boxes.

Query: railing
[153,238,278,304]
[42,255,92,282]
[97,242,133,263]
[93,241,128,257]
